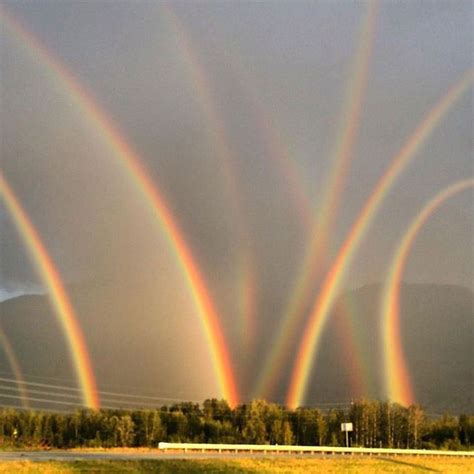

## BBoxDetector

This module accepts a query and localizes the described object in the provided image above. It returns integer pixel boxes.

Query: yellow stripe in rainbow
[0,173,99,409]
[286,70,473,409]
[254,0,379,399]
[381,179,474,406]
[1,9,239,406]
[0,327,30,409]
[163,4,255,357]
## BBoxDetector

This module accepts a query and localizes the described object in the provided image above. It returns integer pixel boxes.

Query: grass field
[0,457,472,473]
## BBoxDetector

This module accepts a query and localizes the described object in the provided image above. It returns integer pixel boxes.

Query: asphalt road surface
[0,450,327,462]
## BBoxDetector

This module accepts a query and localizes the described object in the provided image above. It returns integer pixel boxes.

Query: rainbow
[286,70,474,408]
[254,0,379,399]
[227,53,313,229]
[1,8,239,406]
[238,263,257,355]
[334,294,377,399]
[332,303,365,399]
[162,4,255,354]
[0,327,30,409]
[381,179,474,406]
[217,42,316,359]
[0,173,99,409]
[218,27,374,399]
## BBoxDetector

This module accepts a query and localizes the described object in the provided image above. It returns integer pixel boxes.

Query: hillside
[0,283,472,413]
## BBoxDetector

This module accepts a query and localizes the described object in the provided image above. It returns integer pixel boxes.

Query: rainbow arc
[381,179,474,406]
[0,173,99,409]
[1,8,239,406]
[254,0,379,399]
[286,70,473,409]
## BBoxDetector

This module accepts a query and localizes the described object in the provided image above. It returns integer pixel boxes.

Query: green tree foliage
[0,399,470,450]
[241,400,268,444]
[458,414,473,447]
[293,408,326,445]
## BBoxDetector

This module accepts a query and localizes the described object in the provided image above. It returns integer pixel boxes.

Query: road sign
[341,423,353,447]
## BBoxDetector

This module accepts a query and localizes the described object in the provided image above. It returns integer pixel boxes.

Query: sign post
[341,422,353,447]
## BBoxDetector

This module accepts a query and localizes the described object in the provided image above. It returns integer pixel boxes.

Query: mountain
[0,283,472,413]
[0,278,220,410]
[297,283,473,414]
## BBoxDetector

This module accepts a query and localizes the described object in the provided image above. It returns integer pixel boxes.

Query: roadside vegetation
[0,457,473,473]
[0,399,472,451]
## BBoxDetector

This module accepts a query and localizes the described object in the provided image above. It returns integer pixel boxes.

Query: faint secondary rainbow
[219,31,372,399]
[254,0,379,399]
[0,173,99,409]
[381,179,474,406]
[226,53,313,229]
[334,293,378,399]
[0,327,30,409]
[286,70,474,408]
[238,263,257,355]
[332,303,365,399]
[229,55,373,400]
[218,43,318,363]
[1,8,239,406]
[163,4,255,354]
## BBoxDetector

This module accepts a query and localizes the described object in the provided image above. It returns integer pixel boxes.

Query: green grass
[0,457,472,473]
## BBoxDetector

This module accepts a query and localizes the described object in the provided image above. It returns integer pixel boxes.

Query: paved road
[0,450,327,462]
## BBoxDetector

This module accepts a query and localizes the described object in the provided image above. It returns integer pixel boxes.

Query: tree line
[0,399,471,450]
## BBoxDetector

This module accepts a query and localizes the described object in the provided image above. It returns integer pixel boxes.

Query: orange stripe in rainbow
[286,70,473,408]
[381,179,474,406]
[0,173,99,409]
[254,0,379,399]
[1,9,239,406]
[0,327,30,409]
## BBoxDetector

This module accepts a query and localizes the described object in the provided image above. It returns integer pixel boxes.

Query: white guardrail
[158,442,473,457]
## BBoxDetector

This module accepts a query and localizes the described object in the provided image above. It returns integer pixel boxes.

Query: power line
[0,376,202,403]
[0,381,211,409]
[0,384,170,408]
[0,392,85,407]
[0,391,162,411]
[0,402,72,414]
[0,370,203,399]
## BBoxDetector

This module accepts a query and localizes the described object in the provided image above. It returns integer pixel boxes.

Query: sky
[1,1,472,408]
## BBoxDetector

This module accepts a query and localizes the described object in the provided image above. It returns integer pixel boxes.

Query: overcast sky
[1,1,472,403]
